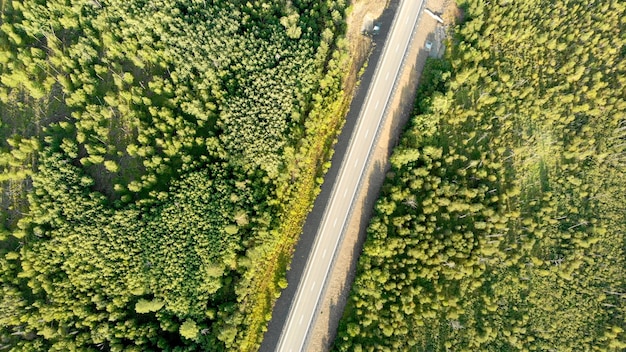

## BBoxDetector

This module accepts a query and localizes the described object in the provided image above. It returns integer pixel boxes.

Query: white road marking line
[354,158,359,168]
[365,129,370,138]
[311,281,316,291]
[299,315,304,325]
[396,43,400,52]
[333,218,338,228]
[385,72,389,80]
[406,16,410,24]
[343,188,348,198]
[323,249,327,258]
[375,100,380,109]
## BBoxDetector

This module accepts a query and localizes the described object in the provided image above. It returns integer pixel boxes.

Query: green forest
[335,0,626,351]
[0,0,351,350]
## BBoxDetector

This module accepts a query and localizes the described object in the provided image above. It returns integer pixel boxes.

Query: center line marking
[343,189,348,198]
[375,100,380,109]
[396,44,400,52]
[354,158,359,168]
[311,281,316,291]
[365,129,370,138]
[323,249,327,258]
[299,315,304,325]
[385,72,390,80]
[333,218,338,227]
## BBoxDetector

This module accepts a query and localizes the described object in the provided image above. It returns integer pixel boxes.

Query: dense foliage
[335,0,626,350]
[0,0,349,350]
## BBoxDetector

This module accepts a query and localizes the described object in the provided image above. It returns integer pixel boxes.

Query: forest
[0,0,351,351]
[335,0,626,351]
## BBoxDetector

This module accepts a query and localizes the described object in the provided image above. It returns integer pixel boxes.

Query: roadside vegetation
[334,0,626,350]
[0,0,352,350]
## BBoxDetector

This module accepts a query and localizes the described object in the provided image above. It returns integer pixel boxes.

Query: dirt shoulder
[341,0,388,96]
[305,0,455,351]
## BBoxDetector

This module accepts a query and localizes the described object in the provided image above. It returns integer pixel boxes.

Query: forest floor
[305,0,457,350]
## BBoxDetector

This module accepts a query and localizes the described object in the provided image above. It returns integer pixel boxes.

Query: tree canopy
[335,0,626,350]
[0,0,350,350]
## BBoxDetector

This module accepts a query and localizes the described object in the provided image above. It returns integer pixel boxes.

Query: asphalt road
[274,1,425,351]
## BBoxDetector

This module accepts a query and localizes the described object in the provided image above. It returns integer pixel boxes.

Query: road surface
[275,1,424,351]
